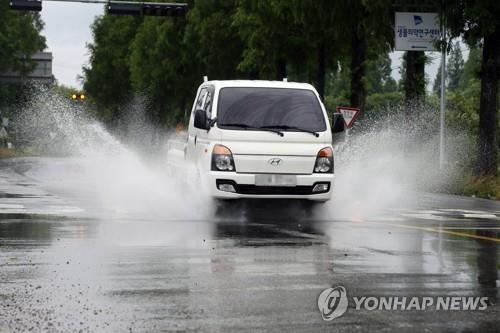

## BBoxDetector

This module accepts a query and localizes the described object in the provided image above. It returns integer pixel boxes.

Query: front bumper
[206,171,334,201]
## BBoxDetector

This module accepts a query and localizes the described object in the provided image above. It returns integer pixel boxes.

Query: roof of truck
[204,80,316,90]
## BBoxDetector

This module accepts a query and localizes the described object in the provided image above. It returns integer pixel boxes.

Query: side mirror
[194,109,208,130]
[332,113,346,133]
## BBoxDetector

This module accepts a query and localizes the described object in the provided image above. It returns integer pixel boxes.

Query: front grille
[237,184,314,195]
[216,179,330,195]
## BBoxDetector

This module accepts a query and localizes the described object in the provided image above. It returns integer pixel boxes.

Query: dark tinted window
[217,87,326,132]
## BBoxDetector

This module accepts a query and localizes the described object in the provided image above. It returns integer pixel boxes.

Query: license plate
[255,174,297,187]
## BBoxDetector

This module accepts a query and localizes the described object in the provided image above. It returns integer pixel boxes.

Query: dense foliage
[444,0,500,175]
[81,0,500,178]
[83,0,399,128]
[0,0,46,109]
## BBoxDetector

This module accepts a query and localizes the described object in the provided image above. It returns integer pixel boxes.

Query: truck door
[187,86,214,170]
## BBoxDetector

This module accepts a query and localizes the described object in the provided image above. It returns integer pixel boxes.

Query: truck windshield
[217,87,326,132]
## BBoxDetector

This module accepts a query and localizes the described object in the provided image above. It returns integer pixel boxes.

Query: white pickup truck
[167,80,345,202]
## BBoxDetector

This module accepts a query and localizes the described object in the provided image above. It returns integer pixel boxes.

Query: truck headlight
[211,144,236,172]
[313,147,333,173]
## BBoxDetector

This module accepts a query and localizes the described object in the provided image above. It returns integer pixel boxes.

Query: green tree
[433,62,443,96]
[184,0,244,81]
[445,46,481,139]
[324,61,351,111]
[233,0,306,81]
[0,2,46,109]
[0,2,46,74]
[128,16,188,125]
[290,0,346,100]
[398,50,430,99]
[365,52,397,95]
[459,46,481,89]
[447,41,465,91]
[83,15,142,126]
[403,51,427,103]
[445,0,500,176]
[345,0,393,110]
[434,42,465,97]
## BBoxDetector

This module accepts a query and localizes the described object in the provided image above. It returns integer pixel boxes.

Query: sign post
[336,106,361,129]
[439,20,446,169]
[395,12,444,168]
[395,12,441,51]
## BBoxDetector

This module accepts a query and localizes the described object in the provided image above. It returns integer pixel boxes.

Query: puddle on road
[0,192,48,198]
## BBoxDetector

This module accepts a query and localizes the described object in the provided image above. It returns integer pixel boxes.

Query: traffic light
[71,93,86,102]
[142,3,186,16]
[107,2,142,15]
[107,1,187,16]
[9,0,42,11]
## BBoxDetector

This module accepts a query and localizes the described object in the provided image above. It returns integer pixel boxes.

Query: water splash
[327,103,473,220]
[9,86,473,223]
[10,85,211,221]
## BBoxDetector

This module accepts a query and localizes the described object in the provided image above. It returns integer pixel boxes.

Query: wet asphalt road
[0,157,499,332]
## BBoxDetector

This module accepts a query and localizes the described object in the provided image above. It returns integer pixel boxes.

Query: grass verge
[462,174,500,200]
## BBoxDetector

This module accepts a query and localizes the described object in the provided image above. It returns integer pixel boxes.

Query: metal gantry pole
[10,0,188,15]
[42,0,107,3]
[40,0,184,5]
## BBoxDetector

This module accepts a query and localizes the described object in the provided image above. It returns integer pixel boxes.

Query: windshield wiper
[261,125,319,137]
[221,123,284,137]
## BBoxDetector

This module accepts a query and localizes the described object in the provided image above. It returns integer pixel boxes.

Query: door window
[193,86,214,119]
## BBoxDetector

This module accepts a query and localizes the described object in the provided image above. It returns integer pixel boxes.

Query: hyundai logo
[268,158,283,166]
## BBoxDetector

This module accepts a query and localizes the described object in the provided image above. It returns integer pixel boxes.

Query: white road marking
[0,204,24,209]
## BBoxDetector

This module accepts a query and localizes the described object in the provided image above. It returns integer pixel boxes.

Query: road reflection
[476,229,498,303]
[1,204,499,331]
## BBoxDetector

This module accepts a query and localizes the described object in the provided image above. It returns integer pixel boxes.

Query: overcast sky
[41,1,104,88]
[41,2,463,91]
